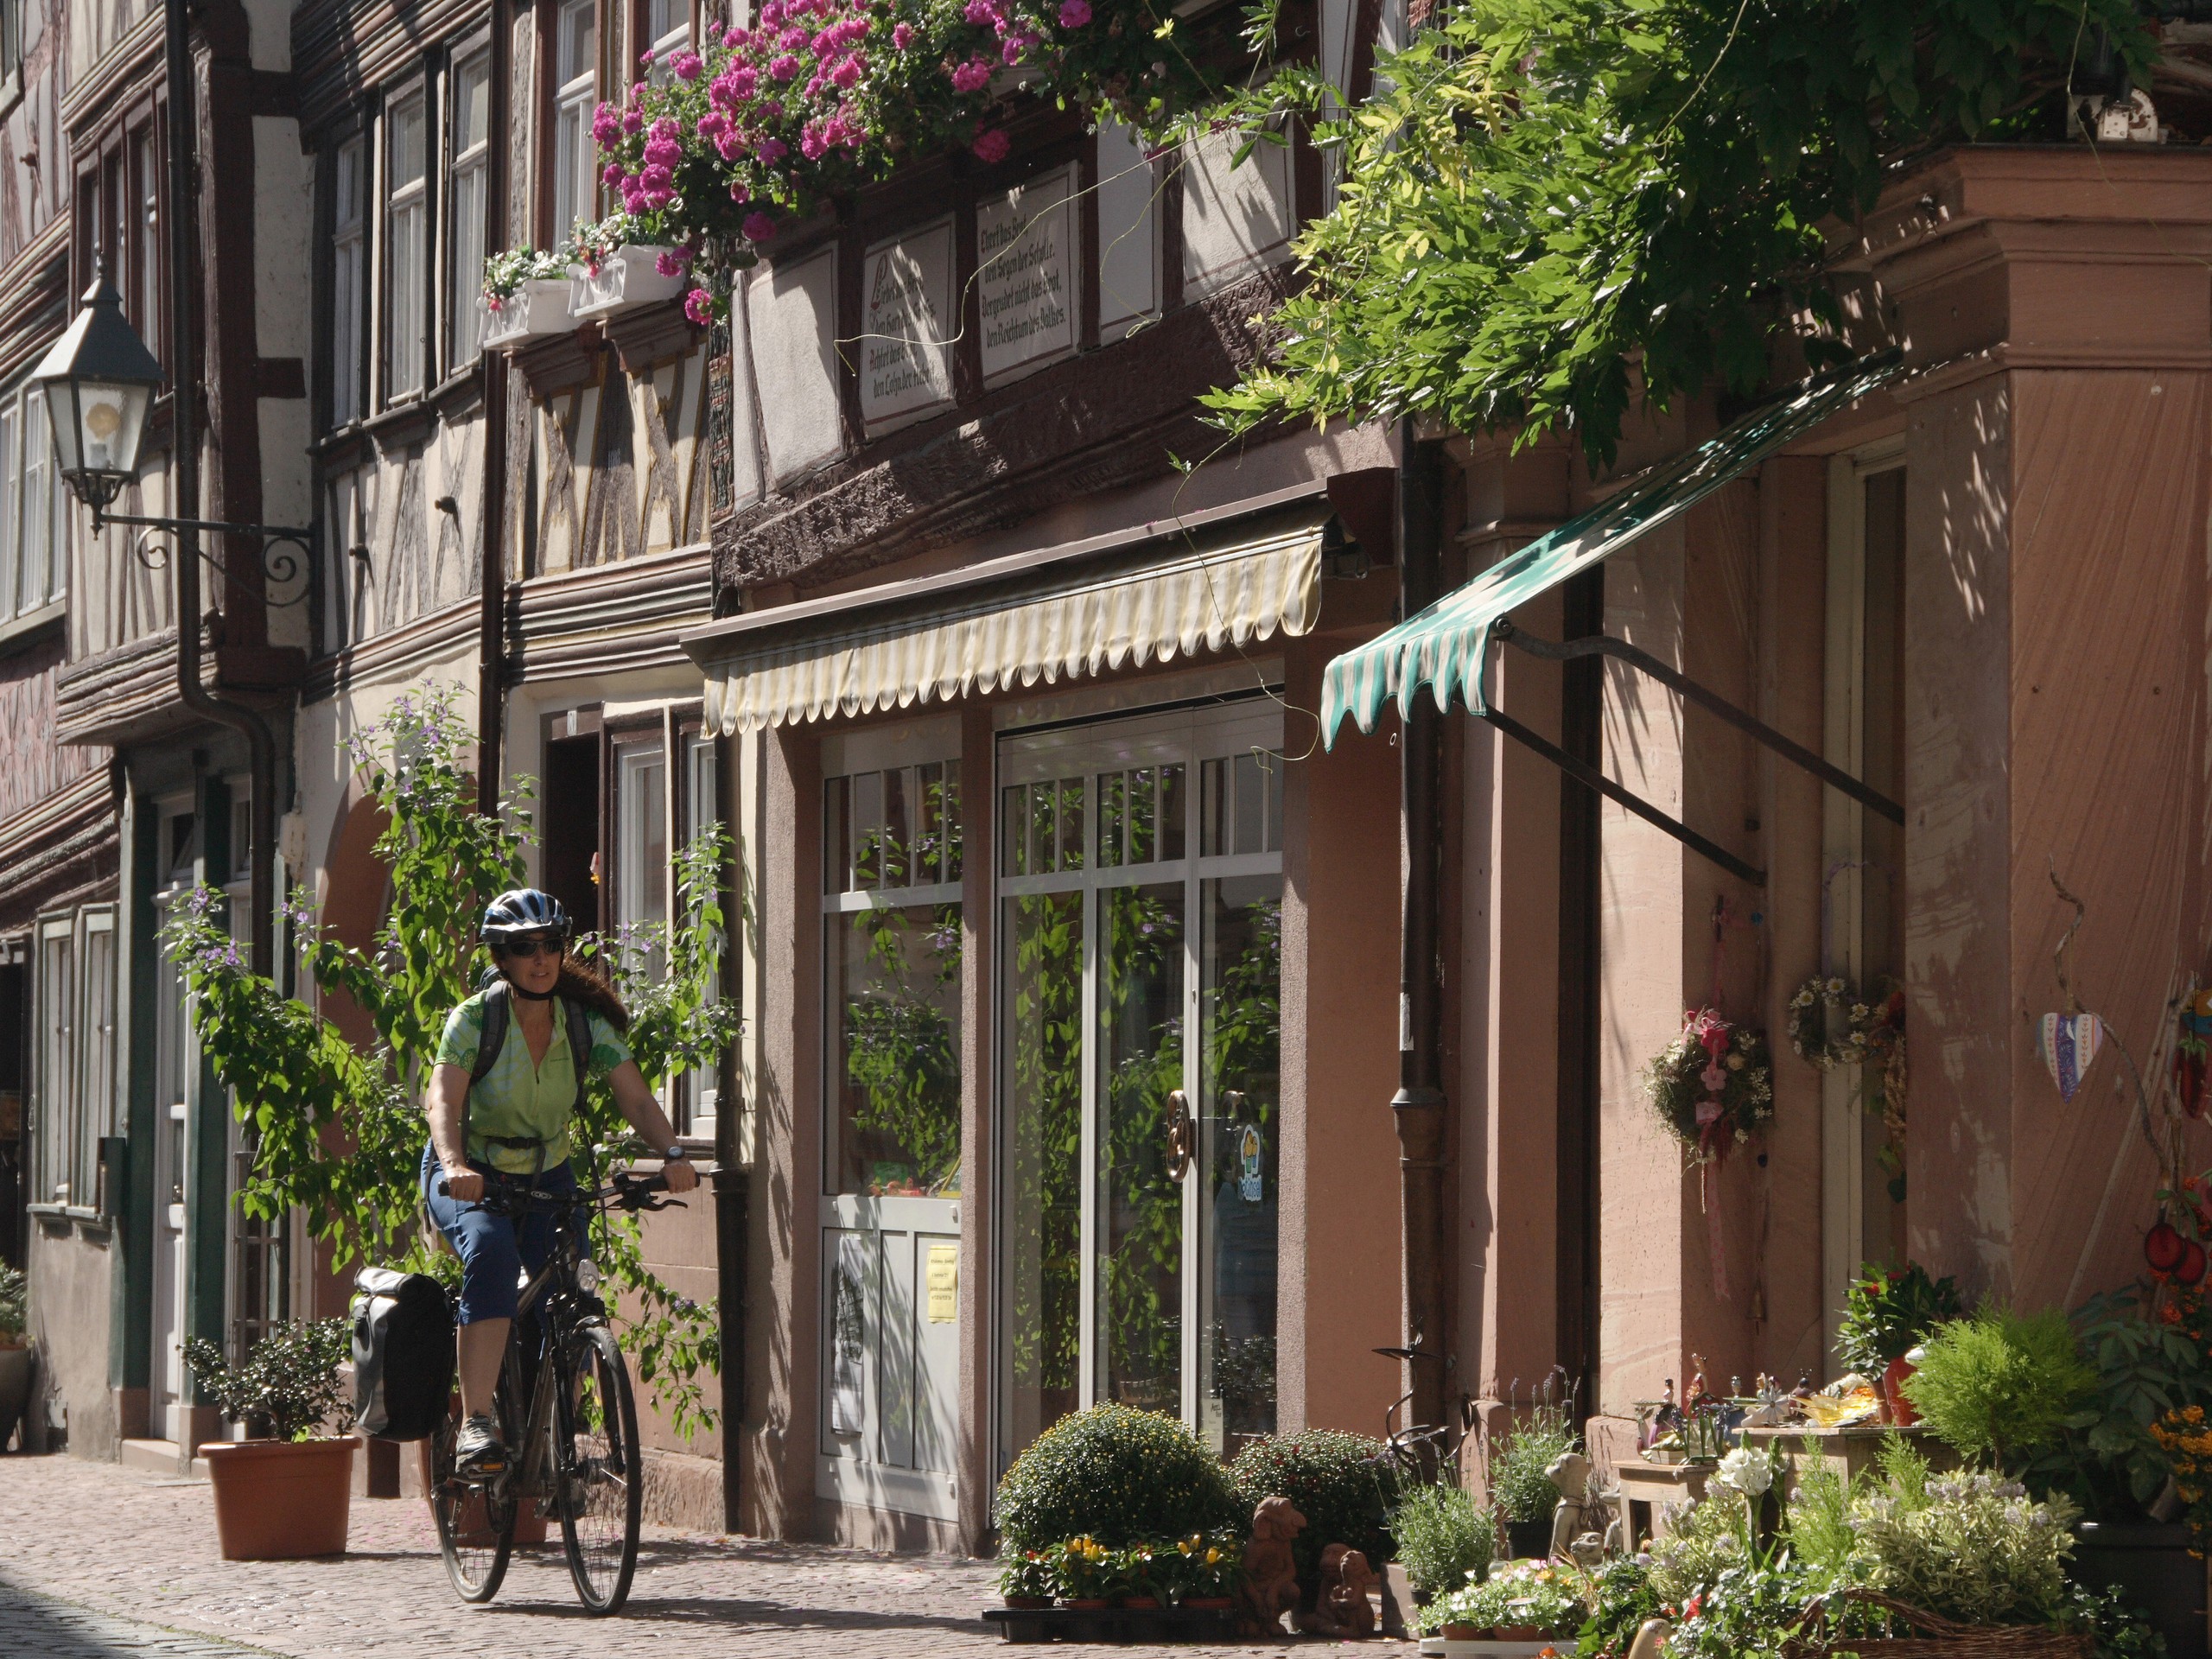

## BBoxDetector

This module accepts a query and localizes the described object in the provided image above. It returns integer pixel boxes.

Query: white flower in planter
[1711,1444,1775,1497]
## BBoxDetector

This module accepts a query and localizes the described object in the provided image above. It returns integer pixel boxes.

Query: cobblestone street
[0,1455,1411,1659]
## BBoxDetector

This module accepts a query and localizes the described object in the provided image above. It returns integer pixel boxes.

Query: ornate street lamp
[39,245,308,982]
[31,269,163,518]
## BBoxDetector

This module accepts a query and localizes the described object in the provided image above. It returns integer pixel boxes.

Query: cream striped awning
[693,515,1325,734]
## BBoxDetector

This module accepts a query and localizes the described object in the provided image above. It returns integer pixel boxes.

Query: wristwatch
[663,1145,689,1161]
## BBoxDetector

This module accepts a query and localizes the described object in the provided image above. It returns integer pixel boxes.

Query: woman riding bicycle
[423,887,698,1477]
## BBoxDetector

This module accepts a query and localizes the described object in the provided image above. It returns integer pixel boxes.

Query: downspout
[164,0,276,978]
[476,0,512,816]
[1394,421,1448,1431]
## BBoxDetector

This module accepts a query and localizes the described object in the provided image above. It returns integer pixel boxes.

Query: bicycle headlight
[575,1258,601,1294]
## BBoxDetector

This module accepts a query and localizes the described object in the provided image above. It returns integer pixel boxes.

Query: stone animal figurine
[1298,1543,1377,1638]
[1626,1618,1674,1659]
[1237,1496,1306,1637]
[1546,1449,1620,1563]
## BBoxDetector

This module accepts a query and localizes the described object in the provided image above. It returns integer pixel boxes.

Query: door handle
[1165,1090,1194,1180]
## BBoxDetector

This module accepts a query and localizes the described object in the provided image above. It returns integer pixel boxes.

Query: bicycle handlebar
[434,1168,681,1214]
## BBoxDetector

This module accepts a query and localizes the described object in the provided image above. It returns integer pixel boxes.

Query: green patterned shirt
[434,992,632,1174]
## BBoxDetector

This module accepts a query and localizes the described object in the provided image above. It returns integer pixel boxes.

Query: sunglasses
[500,937,565,961]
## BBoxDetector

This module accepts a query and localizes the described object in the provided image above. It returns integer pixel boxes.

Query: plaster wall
[1904,365,2212,1306]
[1279,622,1409,1436]
[28,1225,116,1458]
[1752,455,1830,1385]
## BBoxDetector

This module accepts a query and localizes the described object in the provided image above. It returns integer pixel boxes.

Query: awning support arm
[1495,620,1906,828]
[1481,704,1767,888]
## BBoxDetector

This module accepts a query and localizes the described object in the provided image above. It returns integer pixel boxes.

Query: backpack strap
[564,995,594,1115]
[470,980,511,1088]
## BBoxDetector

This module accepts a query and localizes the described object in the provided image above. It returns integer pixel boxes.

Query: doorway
[995,698,1284,1471]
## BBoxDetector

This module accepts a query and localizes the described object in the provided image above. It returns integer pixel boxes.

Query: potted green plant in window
[480,247,582,347]
[0,1262,32,1452]
[184,1318,358,1560]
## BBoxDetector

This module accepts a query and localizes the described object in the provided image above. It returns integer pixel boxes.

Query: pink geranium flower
[891,21,914,48]
[972,127,1009,163]
[950,55,994,92]
[1058,0,1090,23]
[684,287,714,327]
[742,210,778,241]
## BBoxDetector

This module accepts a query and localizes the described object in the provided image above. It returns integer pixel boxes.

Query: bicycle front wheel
[553,1323,642,1615]
[430,1391,516,1604]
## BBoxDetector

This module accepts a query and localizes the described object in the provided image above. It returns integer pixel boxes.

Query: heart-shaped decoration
[2039,1011,2106,1102]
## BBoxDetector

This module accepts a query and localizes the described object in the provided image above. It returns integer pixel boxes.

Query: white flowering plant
[1856,1467,2079,1627]
[480,245,574,303]
[1421,1560,1589,1637]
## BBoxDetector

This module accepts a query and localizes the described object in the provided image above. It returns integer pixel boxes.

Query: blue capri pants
[419,1142,576,1325]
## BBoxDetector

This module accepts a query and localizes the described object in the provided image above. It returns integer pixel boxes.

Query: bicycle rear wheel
[430,1388,517,1603]
[554,1323,642,1615]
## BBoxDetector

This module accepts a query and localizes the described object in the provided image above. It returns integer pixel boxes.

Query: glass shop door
[995,698,1284,1470]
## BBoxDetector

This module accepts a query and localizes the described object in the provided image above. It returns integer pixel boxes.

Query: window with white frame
[0,383,64,622]
[331,137,366,425]
[77,912,115,1211]
[35,918,73,1205]
[646,0,691,82]
[133,130,159,358]
[615,734,670,976]
[683,727,720,1138]
[448,50,491,366]
[383,92,429,401]
[553,0,598,235]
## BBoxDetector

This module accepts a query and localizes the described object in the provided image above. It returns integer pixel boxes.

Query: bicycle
[427,1166,683,1615]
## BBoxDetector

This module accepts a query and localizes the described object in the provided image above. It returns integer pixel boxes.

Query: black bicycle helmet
[480,887,572,946]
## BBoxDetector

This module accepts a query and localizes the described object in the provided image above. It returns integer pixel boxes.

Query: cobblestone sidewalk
[0,1453,1410,1659]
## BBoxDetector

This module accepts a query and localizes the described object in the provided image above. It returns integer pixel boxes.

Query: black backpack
[467,977,595,1158]
[350,1268,454,1440]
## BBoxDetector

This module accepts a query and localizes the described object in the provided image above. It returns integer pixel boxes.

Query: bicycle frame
[475,1188,608,1516]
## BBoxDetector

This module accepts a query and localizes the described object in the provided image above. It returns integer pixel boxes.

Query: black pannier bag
[351,1267,454,1441]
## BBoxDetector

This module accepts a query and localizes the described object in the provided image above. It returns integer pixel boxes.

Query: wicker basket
[1779,1589,2094,1659]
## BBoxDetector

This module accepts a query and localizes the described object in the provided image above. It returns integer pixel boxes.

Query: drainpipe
[476,0,511,817]
[1394,421,1448,1431]
[164,0,276,978]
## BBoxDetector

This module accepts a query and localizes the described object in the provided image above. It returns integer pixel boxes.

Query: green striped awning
[1319,354,1906,747]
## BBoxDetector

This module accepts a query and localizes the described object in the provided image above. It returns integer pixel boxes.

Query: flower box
[568,245,687,319]
[480,279,578,348]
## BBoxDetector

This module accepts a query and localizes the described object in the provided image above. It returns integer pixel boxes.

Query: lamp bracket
[104,511,314,609]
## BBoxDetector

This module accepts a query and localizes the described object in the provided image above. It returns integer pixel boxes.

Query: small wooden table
[1738,1422,1943,1497]
[1611,1460,1711,1550]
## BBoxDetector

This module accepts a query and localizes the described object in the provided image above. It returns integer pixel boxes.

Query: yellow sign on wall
[926,1243,959,1323]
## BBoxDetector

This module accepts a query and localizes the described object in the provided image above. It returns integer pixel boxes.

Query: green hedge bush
[995,1405,1242,1549]
[1229,1428,1397,1598]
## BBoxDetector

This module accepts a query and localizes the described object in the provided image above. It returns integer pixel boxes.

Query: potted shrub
[995,1402,1243,1555]
[566,213,689,319]
[1056,1535,1115,1609]
[1486,1400,1580,1559]
[997,1547,1058,1610]
[1392,1477,1494,1606]
[1900,1306,2094,1474]
[183,1318,358,1560]
[1836,1261,1963,1423]
[1229,1427,1398,1604]
[1169,1529,1243,1609]
[0,1262,31,1452]
[480,246,580,346]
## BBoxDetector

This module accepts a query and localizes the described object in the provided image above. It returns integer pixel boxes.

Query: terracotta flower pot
[1184,1597,1234,1610]
[1065,1598,1109,1610]
[200,1439,355,1560]
[1496,1624,1546,1642]
[1123,1596,1161,1610]
[1441,1623,1483,1641]
[1883,1355,1919,1427]
[1004,1596,1052,1610]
